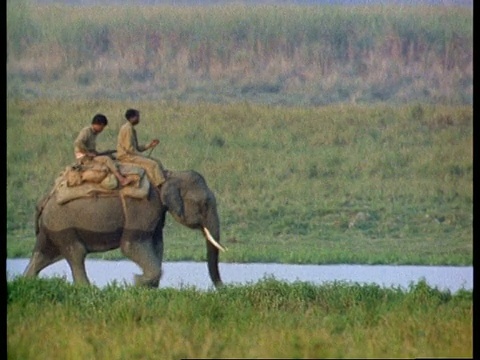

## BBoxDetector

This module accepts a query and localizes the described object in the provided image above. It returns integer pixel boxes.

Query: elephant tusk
[203,227,227,252]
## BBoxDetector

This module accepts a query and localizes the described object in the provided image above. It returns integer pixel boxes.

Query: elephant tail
[35,197,46,236]
[35,191,54,236]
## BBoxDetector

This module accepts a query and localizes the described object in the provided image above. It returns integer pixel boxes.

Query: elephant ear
[161,182,184,219]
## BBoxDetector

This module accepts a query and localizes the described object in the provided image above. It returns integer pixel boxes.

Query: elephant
[23,170,225,288]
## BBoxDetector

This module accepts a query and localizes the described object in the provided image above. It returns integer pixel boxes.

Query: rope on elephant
[119,192,128,222]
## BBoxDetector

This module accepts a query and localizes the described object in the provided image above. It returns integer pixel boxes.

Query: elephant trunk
[202,209,223,288]
[207,240,222,288]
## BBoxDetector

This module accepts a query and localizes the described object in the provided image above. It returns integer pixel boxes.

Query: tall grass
[6,99,472,265]
[7,1,472,104]
[7,277,473,359]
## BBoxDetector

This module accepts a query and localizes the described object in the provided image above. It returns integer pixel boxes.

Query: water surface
[7,259,472,293]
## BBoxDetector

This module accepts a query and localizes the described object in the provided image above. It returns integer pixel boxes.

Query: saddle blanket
[55,163,150,205]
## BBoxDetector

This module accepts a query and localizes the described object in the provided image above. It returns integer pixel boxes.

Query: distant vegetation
[7,1,472,105]
[7,277,473,358]
[31,0,475,6]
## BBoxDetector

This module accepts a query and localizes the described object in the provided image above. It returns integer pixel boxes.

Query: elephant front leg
[153,215,165,265]
[120,233,162,288]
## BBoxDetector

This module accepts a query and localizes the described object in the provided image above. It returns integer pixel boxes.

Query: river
[6,259,473,293]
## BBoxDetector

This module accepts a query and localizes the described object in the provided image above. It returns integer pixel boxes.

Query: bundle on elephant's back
[66,163,109,187]
[54,164,150,205]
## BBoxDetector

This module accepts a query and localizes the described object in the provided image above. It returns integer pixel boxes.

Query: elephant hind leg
[120,237,162,288]
[23,232,63,278]
[23,251,63,278]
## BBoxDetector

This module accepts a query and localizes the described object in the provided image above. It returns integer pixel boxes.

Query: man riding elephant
[74,113,132,187]
[116,108,168,190]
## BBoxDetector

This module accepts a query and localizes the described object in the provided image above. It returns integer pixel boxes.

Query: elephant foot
[133,273,161,288]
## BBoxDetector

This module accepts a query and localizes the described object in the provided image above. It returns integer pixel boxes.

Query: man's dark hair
[91,114,108,126]
[125,109,139,120]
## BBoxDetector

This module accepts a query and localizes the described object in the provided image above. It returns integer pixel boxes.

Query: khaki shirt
[74,126,97,159]
[116,121,147,159]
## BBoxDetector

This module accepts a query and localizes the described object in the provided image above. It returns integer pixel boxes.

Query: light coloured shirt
[74,126,97,159]
[116,121,148,159]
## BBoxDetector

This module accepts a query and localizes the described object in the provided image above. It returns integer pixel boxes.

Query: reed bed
[7,1,472,104]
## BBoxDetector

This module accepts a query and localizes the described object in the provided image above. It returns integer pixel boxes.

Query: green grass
[7,1,472,104]
[7,277,472,359]
[7,99,472,265]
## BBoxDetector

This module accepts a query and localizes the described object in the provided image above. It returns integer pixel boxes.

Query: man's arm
[138,140,159,153]
[137,142,148,152]
[74,128,96,156]
[134,129,155,153]
[96,150,116,156]
[135,130,153,153]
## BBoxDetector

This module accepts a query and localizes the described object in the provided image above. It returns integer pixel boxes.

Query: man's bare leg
[94,155,133,186]
[113,170,134,186]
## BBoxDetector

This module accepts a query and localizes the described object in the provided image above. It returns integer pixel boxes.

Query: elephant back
[40,184,162,234]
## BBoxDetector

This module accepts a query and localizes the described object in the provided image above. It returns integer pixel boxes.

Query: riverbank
[7,277,472,358]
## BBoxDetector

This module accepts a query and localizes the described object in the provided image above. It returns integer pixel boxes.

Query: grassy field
[7,277,472,359]
[7,1,472,104]
[7,99,472,265]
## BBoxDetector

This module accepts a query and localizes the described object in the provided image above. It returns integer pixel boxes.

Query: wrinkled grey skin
[23,170,223,288]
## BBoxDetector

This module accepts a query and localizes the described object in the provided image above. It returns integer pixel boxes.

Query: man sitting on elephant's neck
[74,114,133,187]
[116,108,168,190]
